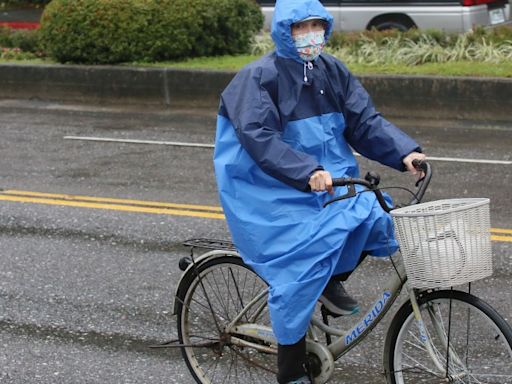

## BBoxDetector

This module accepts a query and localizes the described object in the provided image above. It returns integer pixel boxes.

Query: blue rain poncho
[213,0,421,345]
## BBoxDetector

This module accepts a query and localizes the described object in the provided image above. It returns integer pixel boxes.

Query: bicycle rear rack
[182,238,236,251]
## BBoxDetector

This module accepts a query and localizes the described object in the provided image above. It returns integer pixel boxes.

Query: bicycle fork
[408,289,468,381]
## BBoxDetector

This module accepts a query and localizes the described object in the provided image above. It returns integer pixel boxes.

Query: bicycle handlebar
[408,160,431,205]
[326,160,432,213]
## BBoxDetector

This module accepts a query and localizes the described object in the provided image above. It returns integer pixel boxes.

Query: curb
[1,63,511,123]
[0,64,232,109]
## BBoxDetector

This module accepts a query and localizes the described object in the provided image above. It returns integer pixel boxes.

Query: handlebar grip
[412,158,428,173]
[409,161,432,205]
[332,178,349,187]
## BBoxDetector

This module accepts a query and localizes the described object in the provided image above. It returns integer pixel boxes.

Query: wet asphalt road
[0,99,511,383]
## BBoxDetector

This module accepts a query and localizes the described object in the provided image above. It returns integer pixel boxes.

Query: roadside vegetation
[149,55,512,78]
[1,0,512,77]
[251,27,512,66]
[38,0,263,64]
[117,26,512,77]
[327,28,512,65]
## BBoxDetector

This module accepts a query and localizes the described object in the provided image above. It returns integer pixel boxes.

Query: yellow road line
[3,189,223,212]
[1,190,511,241]
[490,228,512,235]
[0,195,225,220]
[491,235,512,243]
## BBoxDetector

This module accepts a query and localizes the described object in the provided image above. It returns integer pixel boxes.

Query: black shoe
[319,279,359,316]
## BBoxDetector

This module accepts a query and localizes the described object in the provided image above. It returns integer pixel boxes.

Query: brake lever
[415,173,426,187]
[323,184,356,208]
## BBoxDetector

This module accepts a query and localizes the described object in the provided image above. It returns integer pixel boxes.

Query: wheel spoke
[404,332,428,352]
[205,271,231,322]
[229,267,248,321]
[177,257,275,383]
[387,290,512,384]
[399,353,445,378]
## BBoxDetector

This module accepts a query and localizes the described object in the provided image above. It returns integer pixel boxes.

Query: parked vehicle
[257,0,512,32]
[0,8,43,29]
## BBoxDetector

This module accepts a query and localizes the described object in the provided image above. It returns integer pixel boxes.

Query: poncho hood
[271,0,334,63]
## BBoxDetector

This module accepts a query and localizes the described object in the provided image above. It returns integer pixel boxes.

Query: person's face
[291,19,326,37]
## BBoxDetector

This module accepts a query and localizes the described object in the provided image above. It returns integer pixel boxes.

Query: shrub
[469,25,512,45]
[0,26,41,52]
[39,0,263,64]
[39,0,150,64]
[325,29,512,65]
[206,0,265,55]
[250,32,274,55]
[0,46,37,60]
[166,0,263,58]
[253,26,512,65]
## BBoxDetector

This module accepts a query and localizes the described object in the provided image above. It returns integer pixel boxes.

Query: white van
[257,0,512,32]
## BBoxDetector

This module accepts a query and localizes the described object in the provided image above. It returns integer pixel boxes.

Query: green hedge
[0,26,41,51]
[39,0,263,64]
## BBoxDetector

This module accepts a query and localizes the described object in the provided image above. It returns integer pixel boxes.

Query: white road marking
[64,136,215,148]
[353,153,511,165]
[64,136,511,165]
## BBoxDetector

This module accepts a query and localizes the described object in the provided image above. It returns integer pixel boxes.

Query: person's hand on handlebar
[309,170,334,194]
[402,152,427,179]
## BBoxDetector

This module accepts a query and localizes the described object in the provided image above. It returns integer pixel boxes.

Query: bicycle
[172,161,512,383]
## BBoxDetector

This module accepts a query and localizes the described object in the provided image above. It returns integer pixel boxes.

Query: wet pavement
[0,99,510,383]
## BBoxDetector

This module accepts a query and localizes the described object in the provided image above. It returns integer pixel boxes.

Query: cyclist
[213,0,425,382]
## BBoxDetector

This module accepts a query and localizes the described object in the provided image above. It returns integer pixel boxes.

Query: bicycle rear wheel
[176,256,276,384]
[384,289,512,383]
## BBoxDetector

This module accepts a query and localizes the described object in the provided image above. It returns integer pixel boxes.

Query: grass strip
[2,55,512,78]
[135,55,512,78]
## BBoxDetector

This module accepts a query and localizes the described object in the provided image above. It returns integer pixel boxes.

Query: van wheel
[368,16,415,32]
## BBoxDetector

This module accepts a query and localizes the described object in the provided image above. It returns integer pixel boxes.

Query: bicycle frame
[217,255,452,381]
[226,260,407,355]
[320,262,406,359]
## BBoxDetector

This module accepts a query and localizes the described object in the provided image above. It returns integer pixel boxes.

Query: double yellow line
[491,228,512,243]
[0,189,225,220]
[0,189,511,242]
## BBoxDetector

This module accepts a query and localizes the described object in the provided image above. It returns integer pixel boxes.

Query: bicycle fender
[173,249,242,315]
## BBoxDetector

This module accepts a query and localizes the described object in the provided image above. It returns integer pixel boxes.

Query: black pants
[277,335,307,384]
[276,252,368,383]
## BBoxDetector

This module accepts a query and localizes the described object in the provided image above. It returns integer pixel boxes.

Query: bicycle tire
[383,289,512,384]
[176,256,277,384]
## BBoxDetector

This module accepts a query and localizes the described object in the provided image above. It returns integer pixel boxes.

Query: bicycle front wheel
[176,256,277,384]
[384,289,512,383]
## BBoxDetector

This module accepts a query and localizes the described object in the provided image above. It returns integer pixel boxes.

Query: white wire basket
[391,198,492,289]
